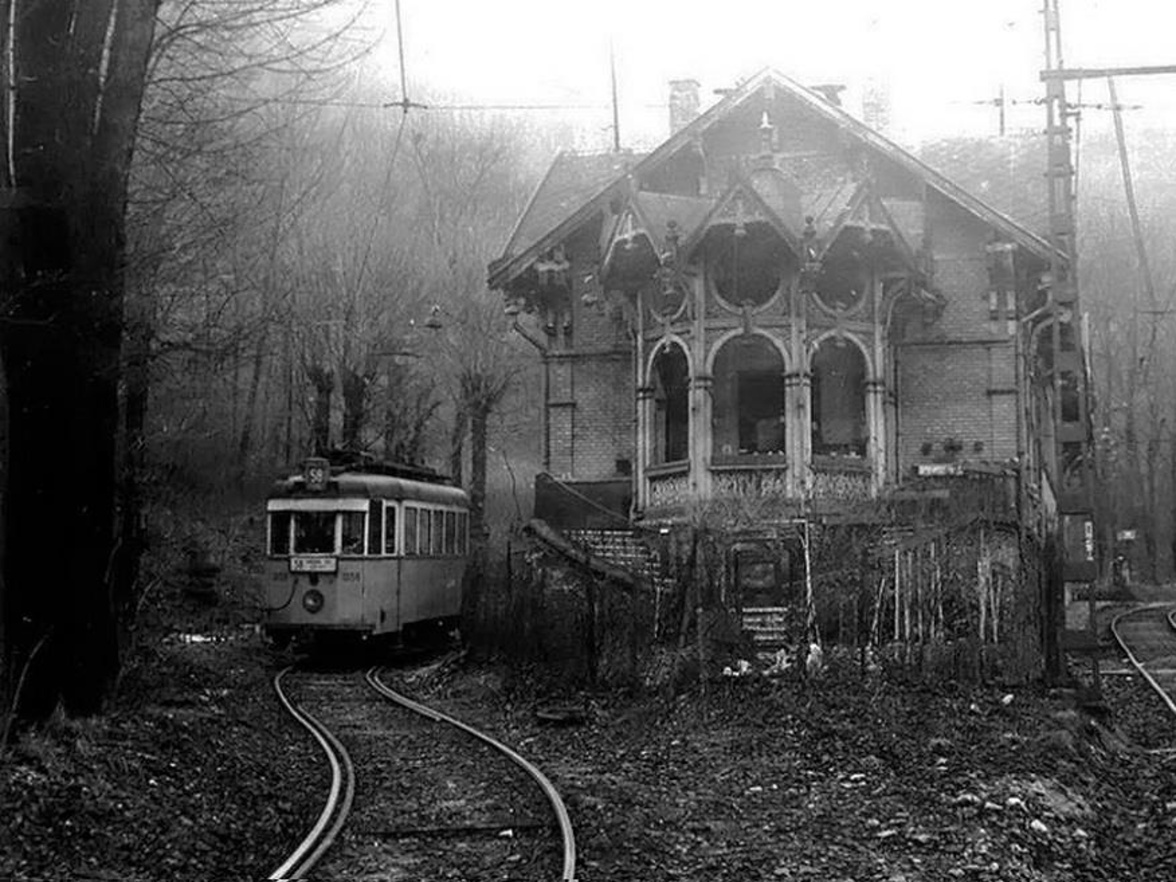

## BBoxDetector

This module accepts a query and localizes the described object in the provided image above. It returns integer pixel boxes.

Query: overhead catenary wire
[221,95,616,111]
[348,0,415,303]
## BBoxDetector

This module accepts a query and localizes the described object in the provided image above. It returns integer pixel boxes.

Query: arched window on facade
[651,344,689,465]
[810,338,867,457]
[712,335,786,461]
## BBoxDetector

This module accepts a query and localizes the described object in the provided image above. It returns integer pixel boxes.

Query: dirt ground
[3,559,1176,880]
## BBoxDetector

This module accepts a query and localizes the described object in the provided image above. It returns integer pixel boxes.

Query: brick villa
[487,70,1085,669]
[494,69,1078,514]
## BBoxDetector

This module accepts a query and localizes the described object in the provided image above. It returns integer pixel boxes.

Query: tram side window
[420,507,433,557]
[384,503,398,555]
[269,512,292,555]
[444,510,456,555]
[368,500,383,555]
[404,506,418,556]
[457,512,468,555]
[341,511,365,555]
[432,510,445,555]
[294,512,335,554]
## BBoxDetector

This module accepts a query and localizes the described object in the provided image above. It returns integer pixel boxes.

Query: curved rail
[1110,604,1176,716]
[269,667,357,880]
[366,667,577,882]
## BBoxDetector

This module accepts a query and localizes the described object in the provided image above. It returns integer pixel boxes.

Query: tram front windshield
[293,511,335,553]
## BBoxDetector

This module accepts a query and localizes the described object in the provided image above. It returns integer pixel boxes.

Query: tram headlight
[302,589,324,614]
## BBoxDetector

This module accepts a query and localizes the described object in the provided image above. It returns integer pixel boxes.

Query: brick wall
[897,342,1018,469]
[570,353,635,480]
[926,195,996,341]
[545,350,635,483]
[898,192,1020,470]
[897,194,1020,471]
[544,224,638,483]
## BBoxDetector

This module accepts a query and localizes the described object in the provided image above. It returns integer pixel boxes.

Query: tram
[263,455,469,646]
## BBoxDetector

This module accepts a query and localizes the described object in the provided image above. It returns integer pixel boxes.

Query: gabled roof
[648,69,1057,258]
[802,176,861,237]
[599,191,712,280]
[680,175,803,257]
[489,69,1059,290]
[500,150,645,260]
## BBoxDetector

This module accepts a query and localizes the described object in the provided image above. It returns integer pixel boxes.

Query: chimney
[668,79,700,134]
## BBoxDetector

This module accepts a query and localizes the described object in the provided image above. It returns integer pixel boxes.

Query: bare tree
[402,110,534,537]
[0,0,158,719]
[1080,125,1176,580]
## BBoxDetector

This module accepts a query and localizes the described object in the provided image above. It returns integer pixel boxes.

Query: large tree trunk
[0,0,158,719]
[340,365,371,453]
[116,280,153,637]
[449,406,467,484]
[236,329,268,484]
[469,401,491,544]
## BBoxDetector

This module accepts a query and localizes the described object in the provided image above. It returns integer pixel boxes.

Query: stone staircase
[740,607,792,659]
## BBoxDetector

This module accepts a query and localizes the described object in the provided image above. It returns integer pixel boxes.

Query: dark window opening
[646,278,687,318]
[707,223,786,307]
[368,500,383,555]
[1060,371,1081,423]
[712,336,786,458]
[738,372,785,453]
[341,512,365,555]
[652,346,689,464]
[432,510,445,555]
[811,340,867,457]
[444,510,457,555]
[294,512,335,554]
[733,542,803,609]
[815,231,872,312]
[269,512,292,555]
[816,258,868,311]
[384,504,398,555]
[404,507,419,556]
[457,512,469,555]
[736,546,780,608]
[420,507,433,556]
[1061,441,1085,492]
[1034,319,1078,371]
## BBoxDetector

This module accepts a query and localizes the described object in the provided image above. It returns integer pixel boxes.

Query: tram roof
[268,471,469,506]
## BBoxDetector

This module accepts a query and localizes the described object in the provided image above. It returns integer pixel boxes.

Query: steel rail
[269,667,357,880]
[1110,605,1176,716]
[366,667,578,882]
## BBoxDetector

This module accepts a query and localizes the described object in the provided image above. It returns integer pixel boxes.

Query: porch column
[635,384,655,513]
[691,373,713,500]
[784,370,808,496]
[689,270,709,501]
[866,378,887,494]
[871,276,888,493]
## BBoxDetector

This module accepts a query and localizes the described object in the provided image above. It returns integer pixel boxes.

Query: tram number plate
[290,556,337,573]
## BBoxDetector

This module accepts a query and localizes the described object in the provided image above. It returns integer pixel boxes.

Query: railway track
[269,662,576,881]
[1110,604,1176,715]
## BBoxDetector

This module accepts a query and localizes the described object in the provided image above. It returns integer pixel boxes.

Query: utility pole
[1037,0,1176,675]
[610,39,622,152]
